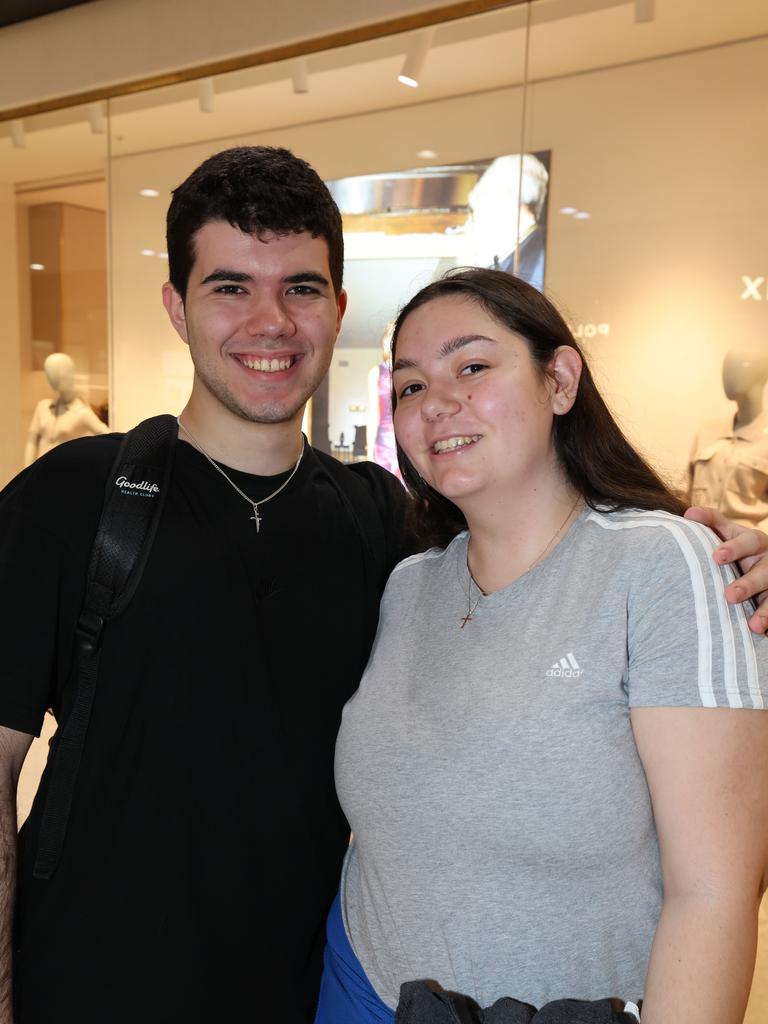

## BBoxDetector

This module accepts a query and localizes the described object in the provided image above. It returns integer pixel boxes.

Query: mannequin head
[464,153,549,264]
[722,347,768,401]
[43,352,76,403]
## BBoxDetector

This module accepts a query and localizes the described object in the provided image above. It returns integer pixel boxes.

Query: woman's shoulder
[387,531,466,584]
[583,506,720,556]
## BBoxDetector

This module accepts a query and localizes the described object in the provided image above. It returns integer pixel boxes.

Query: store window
[1,0,768,494]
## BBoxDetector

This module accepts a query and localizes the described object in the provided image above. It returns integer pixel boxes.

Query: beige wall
[0,184,22,485]
[0,0,460,113]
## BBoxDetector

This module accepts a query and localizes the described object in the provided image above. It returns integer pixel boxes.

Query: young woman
[316,269,768,1024]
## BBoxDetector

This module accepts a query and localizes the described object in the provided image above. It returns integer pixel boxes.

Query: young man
[0,146,765,1024]
[0,147,409,1024]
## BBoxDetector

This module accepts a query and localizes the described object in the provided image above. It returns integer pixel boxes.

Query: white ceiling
[3,0,768,203]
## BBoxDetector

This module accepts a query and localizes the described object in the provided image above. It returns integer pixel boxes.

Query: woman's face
[392,294,562,509]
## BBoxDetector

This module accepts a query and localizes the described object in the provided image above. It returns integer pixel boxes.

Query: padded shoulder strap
[33,414,177,880]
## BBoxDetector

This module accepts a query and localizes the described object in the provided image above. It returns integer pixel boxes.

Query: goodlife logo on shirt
[546,652,584,679]
[115,475,160,498]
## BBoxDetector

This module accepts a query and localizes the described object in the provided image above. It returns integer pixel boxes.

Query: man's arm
[684,507,768,632]
[0,727,33,1024]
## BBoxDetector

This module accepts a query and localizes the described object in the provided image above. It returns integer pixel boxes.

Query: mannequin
[24,352,109,466]
[366,323,402,481]
[688,346,768,529]
[462,154,549,292]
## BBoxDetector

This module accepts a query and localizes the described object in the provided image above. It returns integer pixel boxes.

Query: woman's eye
[399,382,424,398]
[460,363,487,376]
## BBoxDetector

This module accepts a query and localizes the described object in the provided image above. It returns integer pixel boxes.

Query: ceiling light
[198,78,215,114]
[398,29,434,88]
[157,252,168,260]
[634,0,655,22]
[292,57,309,95]
[88,102,106,135]
[10,120,25,149]
[417,149,438,160]
[141,248,156,256]
[573,211,591,220]
[30,263,45,271]
[139,188,160,198]
[559,206,577,215]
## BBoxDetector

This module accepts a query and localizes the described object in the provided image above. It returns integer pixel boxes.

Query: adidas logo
[546,652,584,679]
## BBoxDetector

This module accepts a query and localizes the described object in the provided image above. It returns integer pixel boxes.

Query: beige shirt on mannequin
[689,413,768,531]
[27,397,108,461]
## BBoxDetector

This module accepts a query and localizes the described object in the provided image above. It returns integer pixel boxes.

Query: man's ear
[162,282,188,344]
[550,346,582,415]
[335,288,348,336]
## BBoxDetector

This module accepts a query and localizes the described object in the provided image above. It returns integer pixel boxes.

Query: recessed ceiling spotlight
[139,188,160,198]
[398,29,434,88]
[573,211,591,220]
[30,263,45,271]
[417,149,438,160]
[559,206,577,215]
[141,248,156,257]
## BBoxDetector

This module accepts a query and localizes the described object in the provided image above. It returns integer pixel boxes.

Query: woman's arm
[685,508,768,632]
[631,706,768,1024]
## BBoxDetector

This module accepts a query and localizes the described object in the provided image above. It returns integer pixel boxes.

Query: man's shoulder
[310,448,405,508]
[2,433,124,517]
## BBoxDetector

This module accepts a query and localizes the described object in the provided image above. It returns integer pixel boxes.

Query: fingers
[685,506,768,568]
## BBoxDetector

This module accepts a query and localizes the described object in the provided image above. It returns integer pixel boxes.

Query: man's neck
[177,401,304,476]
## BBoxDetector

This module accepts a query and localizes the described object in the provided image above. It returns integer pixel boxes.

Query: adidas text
[546,652,583,679]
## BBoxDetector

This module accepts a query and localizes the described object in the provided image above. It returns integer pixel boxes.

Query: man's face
[163,221,346,426]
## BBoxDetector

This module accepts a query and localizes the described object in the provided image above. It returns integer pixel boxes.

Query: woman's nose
[421,385,460,423]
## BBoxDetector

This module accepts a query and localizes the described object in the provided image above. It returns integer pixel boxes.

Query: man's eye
[214,285,245,294]
[399,382,424,398]
[287,285,319,296]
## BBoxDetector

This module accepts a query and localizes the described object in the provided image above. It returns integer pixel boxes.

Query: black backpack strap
[33,414,178,880]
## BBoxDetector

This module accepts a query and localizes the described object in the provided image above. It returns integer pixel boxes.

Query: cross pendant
[250,505,262,532]
[460,613,472,629]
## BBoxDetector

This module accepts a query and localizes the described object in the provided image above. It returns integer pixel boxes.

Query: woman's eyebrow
[393,334,496,372]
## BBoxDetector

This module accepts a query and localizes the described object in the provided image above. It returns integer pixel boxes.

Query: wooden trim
[0,0,525,122]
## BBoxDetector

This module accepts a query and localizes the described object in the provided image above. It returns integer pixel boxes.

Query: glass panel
[106,7,528,458]
[523,0,768,495]
[0,103,108,483]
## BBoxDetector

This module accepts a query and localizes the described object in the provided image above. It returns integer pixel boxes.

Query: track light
[10,119,25,149]
[198,78,215,114]
[398,29,434,88]
[88,102,106,135]
[634,0,655,22]
[292,57,309,95]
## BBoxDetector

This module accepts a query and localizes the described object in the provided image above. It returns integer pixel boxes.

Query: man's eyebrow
[200,269,253,285]
[393,334,496,372]
[284,272,331,287]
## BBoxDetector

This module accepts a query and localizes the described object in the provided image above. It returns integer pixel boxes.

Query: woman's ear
[550,346,582,415]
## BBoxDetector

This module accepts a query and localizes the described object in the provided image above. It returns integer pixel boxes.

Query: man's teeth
[433,435,481,453]
[240,357,293,372]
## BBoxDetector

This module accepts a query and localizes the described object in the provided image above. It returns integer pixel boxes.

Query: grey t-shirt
[335,507,768,1010]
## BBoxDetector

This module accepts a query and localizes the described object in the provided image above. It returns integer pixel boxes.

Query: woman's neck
[463,479,582,594]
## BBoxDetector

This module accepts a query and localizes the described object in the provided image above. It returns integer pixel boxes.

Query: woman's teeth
[433,435,481,453]
[240,357,293,372]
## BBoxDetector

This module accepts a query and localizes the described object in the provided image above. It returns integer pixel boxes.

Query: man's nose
[244,292,294,338]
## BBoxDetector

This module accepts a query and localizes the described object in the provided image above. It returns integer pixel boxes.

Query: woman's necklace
[176,417,304,533]
[460,494,582,629]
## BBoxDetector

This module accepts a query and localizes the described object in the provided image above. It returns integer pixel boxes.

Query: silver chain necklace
[176,417,304,532]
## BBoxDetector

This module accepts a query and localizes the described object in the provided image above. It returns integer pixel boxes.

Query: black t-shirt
[0,433,409,1023]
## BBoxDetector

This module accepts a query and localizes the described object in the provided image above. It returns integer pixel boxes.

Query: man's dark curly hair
[166,146,344,300]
